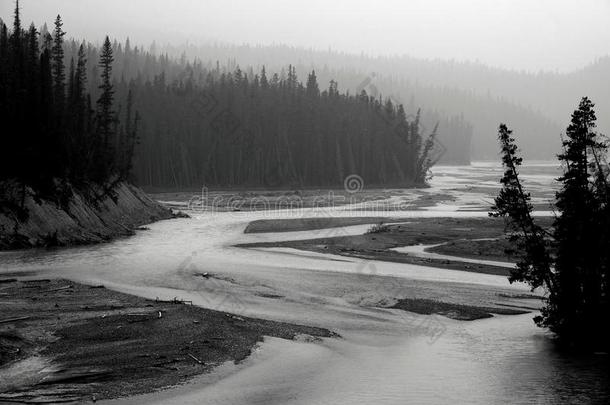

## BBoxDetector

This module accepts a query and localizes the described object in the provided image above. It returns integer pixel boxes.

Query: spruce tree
[51,15,65,111]
[491,124,554,291]
[8,0,24,183]
[306,70,319,98]
[73,43,88,150]
[260,66,268,89]
[67,57,75,107]
[95,36,115,180]
[551,97,607,344]
[11,0,21,43]
[0,21,8,179]
[492,98,609,349]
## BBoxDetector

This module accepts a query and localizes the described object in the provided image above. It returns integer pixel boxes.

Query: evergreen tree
[95,36,115,180]
[551,97,607,345]
[491,124,554,291]
[492,98,609,350]
[11,0,20,43]
[51,15,65,111]
[1,4,134,207]
[306,70,319,98]
[72,44,88,154]
[67,57,75,106]
[260,65,268,89]
[0,21,9,179]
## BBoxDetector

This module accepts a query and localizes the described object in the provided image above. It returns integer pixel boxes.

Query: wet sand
[239,217,547,275]
[0,279,334,403]
[238,216,548,320]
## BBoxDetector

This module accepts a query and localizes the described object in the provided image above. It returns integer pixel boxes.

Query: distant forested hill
[152,42,609,160]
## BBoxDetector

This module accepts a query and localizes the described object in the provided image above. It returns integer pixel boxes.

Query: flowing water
[1,162,608,404]
[390,243,516,269]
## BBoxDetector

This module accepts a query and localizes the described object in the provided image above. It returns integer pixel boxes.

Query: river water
[1,162,608,404]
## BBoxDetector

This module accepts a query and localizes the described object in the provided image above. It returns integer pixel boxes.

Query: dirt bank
[0,279,335,403]
[0,182,175,250]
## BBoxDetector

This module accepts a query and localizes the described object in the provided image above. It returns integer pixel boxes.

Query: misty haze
[0,1,609,404]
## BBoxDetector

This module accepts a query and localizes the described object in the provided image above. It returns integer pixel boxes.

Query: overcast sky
[2,0,610,72]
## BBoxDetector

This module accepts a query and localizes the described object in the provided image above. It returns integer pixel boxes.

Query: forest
[0,6,450,192]
[67,40,451,188]
[0,7,137,203]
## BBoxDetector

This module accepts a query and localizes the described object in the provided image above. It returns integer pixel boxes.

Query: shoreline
[0,278,335,403]
[239,217,516,276]
[238,216,554,277]
[0,188,553,402]
[0,182,178,251]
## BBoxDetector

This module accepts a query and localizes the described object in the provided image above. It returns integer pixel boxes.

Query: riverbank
[0,278,335,403]
[238,216,546,319]
[0,182,175,250]
[150,187,454,212]
[239,217,550,276]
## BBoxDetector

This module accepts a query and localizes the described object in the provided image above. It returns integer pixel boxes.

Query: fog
[3,0,610,73]
[2,1,610,403]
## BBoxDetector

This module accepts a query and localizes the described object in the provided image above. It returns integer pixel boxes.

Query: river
[1,162,608,404]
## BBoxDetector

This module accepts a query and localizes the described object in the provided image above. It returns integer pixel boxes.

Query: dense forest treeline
[0,4,136,205]
[1,5,444,191]
[122,61,440,188]
[64,40,473,167]
[60,39,447,188]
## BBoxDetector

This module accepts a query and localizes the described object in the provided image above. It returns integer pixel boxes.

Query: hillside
[156,42,609,160]
[0,182,172,249]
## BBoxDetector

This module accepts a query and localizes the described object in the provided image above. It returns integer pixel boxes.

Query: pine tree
[0,21,9,179]
[119,89,139,180]
[260,66,268,89]
[492,98,609,350]
[24,23,41,176]
[7,0,25,183]
[11,0,21,42]
[491,124,554,292]
[67,57,75,106]
[551,97,607,344]
[306,70,319,98]
[72,43,89,159]
[51,15,65,111]
[95,36,115,180]
[0,21,7,64]
[74,44,87,103]
[9,0,23,96]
